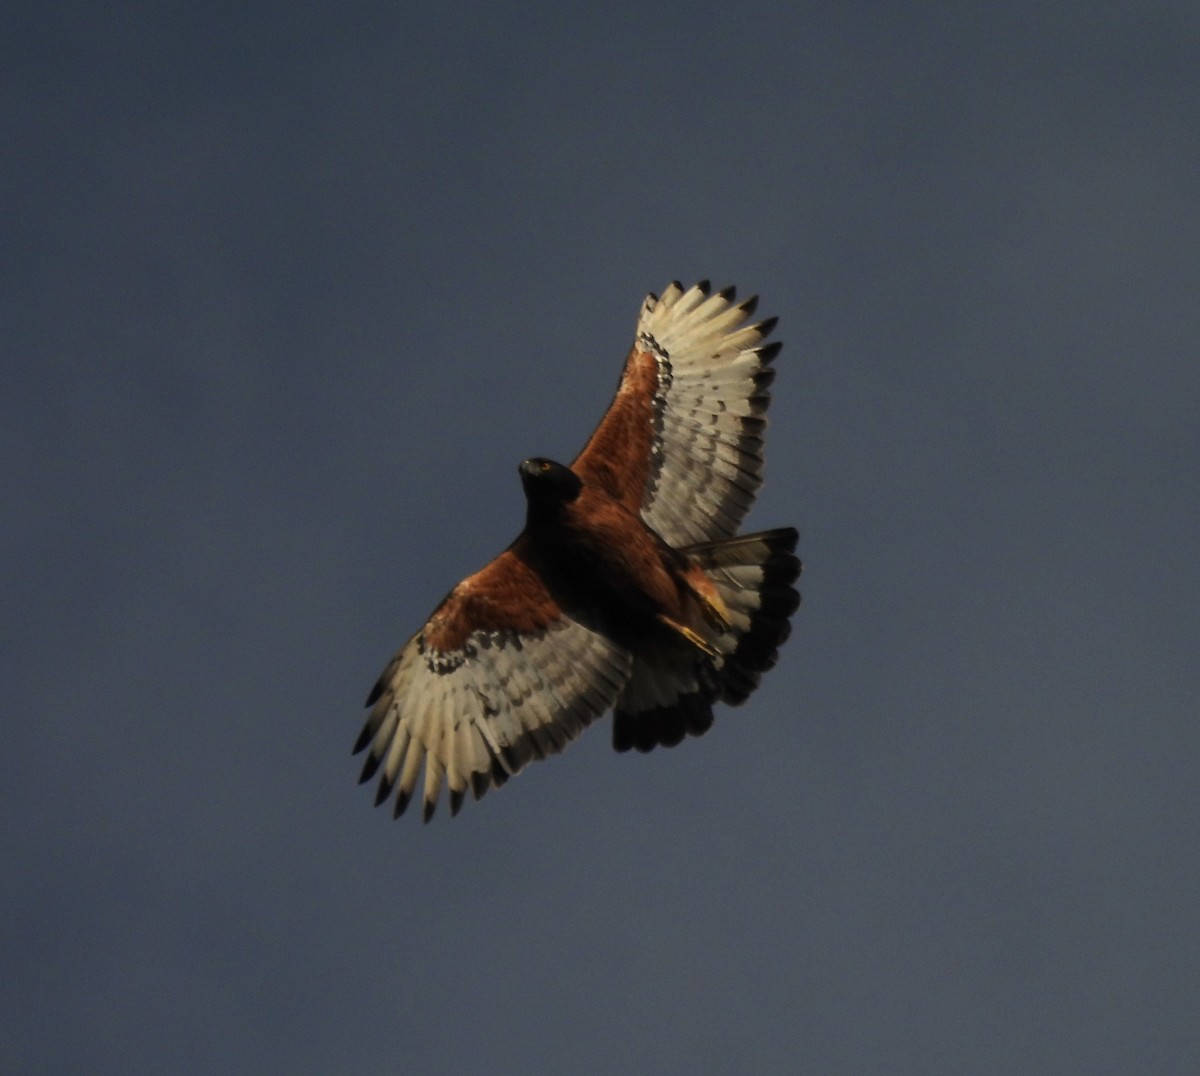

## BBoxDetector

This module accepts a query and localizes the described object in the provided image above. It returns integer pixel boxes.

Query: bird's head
[519,457,583,504]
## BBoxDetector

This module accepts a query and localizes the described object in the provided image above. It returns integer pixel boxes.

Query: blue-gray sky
[4,4,1199,1073]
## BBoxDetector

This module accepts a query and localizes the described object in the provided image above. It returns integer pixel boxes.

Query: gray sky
[4,3,1199,1073]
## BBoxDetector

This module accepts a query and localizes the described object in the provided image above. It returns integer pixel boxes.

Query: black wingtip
[756,340,783,363]
[422,798,437,824]
[738,295,759,318]
[358,751,382,784]
[755,316,779,340]
[695,279,711,295]
[373,776,394,807]
[353,719,377,754]
[718,284,736,302]
[364,678,384,707]
[392,790,411,819]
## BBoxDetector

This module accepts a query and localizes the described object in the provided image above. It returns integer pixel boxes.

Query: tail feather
[613,690,714,753]
[612,527,800,752]
[690,527,801,704]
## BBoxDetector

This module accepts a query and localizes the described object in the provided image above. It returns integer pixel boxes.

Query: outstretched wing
[355,540,632,821]
[572,281,780,547]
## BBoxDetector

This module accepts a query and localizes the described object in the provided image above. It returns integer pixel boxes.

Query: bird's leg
[655,613,720,658]
[696,591,731,633]
[680,576,731,633]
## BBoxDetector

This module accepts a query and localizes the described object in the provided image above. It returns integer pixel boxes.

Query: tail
[612,527,801,752]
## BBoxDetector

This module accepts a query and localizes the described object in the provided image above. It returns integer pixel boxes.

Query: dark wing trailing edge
[612,526,801,753]
[573,281,780,547]
[355,540,632,821]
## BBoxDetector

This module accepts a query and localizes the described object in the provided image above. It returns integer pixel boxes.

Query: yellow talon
[699,592,731,633]
[656,614,719,658]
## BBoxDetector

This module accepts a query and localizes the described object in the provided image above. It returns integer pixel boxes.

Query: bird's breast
[530,494,682,628]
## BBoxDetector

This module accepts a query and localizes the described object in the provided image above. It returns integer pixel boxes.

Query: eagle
[355,281,801,820]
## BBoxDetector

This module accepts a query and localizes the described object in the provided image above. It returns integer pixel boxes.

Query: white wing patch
[635,282,780,547]
[356,618,632,821]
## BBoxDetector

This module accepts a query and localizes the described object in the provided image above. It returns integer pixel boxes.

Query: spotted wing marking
[634,281,780,546]
[574,282,780,548]
[356,549,632,821]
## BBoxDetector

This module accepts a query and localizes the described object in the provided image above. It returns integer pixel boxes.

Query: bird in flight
[355,281,801,821]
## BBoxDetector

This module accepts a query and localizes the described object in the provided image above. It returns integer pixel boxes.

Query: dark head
[518,457,583,506]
